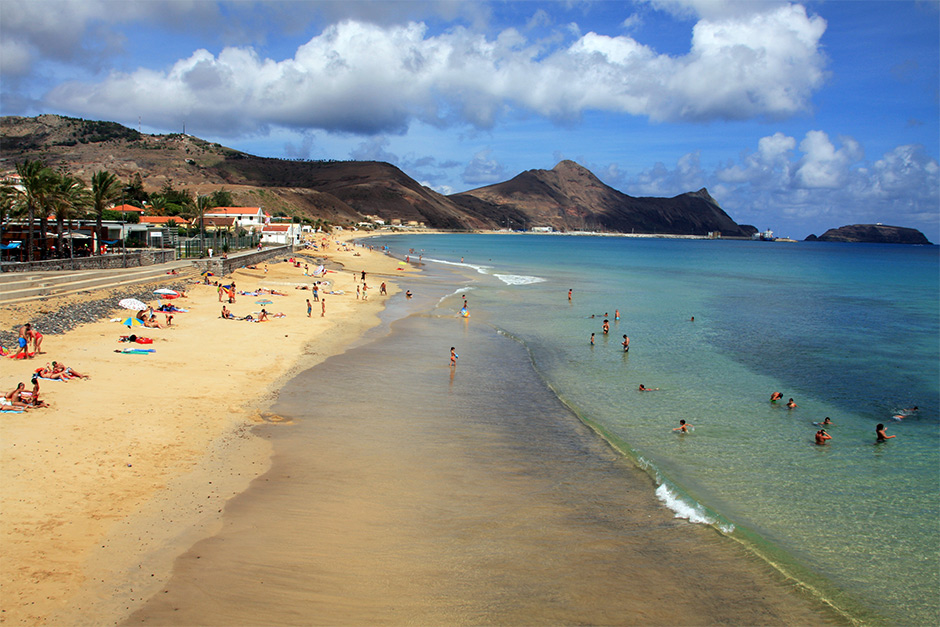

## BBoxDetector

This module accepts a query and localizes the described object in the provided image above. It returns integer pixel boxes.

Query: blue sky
[2,0,937,240]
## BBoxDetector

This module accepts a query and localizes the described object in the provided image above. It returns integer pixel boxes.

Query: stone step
[0,261,195,305]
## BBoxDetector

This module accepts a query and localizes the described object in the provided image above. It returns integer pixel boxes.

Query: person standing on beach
[876,423,895,442]
[622,335,630,352]
[450,347,458,367]
[307,299,312,318]
[380,282,387,295]
[361,270,366,282]
[312,284,319,301]
[362,284,368,301]
[356,285,360,300]
[16,324,32,358]
[321,299,326,317]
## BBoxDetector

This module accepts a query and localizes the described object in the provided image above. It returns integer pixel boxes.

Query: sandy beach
[0,234,409,625]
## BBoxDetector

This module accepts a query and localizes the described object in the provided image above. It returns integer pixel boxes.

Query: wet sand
[125,275,842,626]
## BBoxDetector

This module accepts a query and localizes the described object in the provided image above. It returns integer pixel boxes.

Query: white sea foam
[423,257,491,275]
[655,483,735,533]
[493,274,546,286]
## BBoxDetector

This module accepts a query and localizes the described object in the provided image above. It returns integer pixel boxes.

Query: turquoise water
[370,234,940,625]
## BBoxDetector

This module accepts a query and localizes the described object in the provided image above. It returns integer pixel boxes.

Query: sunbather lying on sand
[47,361,89,380]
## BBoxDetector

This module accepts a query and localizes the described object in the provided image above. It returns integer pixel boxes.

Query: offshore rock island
[805,224,934,245]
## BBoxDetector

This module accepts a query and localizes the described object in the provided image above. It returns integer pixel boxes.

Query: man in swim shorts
[15,324,32,358]
[673,420,691,433]
[815,429,832,446]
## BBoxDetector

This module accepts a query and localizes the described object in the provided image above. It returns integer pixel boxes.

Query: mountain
[450,161,752,236]
[805,224,934,245]
[1,115,749,235]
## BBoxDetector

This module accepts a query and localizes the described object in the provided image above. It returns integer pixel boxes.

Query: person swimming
[770,392,783,403]
[638,384,659,391]
[876,423,895,442]
[673,419,692,433]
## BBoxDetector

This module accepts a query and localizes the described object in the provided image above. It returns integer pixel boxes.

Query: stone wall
[188,245,294,276]
[0,249,177,272]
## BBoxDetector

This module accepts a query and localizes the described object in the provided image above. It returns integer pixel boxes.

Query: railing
[177,233,261,259]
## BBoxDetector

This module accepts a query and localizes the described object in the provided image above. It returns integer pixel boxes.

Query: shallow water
[362,234,939,626]
[126,261,839,626]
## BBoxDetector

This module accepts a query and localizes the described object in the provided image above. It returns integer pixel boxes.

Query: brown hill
[1,115,749,235]
[451,160,750,236]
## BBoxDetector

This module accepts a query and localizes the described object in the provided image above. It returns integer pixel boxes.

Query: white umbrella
[154,289,179,296]
[119,298,148,310]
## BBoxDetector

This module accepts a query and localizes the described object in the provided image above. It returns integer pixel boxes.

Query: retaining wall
[188,245,294,276]
[1,249,177,273]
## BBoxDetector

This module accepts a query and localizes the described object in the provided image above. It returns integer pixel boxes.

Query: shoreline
[0,234,410,625]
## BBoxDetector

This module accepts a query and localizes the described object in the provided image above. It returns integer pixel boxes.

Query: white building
[203,207,270,232]
[260,223,303,246]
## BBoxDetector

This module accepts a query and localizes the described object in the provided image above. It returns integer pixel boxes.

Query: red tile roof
[112,204,144,213]
[140,216,185,224]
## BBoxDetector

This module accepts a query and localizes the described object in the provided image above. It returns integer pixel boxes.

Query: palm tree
[91,170,123,255]
[50,174,90,259]
[15,160,57,261]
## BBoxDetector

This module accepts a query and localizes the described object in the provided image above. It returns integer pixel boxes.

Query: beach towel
[114,348,155,354]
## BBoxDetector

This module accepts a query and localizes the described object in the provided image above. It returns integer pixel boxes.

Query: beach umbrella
[256,299,273,305]
[119,298,148,310]
[122,317,144,327]
[201,270,214,277]
[154,288,179,296]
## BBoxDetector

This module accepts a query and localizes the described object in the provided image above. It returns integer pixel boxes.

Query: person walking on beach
[622,335,630,352]
[673,419,691,433]
[380,282,387,295]
[450,347,458,367]
[356,285,360,300]
[815,429,832,446]
[361,270,366,282]
[321,299,326,317]
[876,423,895,442]
[307,299,312,318]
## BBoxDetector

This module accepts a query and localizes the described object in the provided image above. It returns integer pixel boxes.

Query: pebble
[0,281,190,349]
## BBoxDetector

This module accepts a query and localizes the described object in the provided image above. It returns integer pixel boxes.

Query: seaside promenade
[0,234,410,624]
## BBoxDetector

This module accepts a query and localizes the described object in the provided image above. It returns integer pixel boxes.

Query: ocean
[366,233,940,625]
[127,234,938,625]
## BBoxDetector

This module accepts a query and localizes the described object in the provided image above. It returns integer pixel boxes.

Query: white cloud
[349,136,399,163]
[462,149,506,185]
[44,5,828,137]
[706,132,939,235]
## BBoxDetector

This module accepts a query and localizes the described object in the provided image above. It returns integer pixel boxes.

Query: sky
[2,0,938,240]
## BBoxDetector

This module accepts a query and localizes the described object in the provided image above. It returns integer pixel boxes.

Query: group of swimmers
[780,395,913,446]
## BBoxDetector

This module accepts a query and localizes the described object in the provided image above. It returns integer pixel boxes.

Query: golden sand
[0,233,410,625]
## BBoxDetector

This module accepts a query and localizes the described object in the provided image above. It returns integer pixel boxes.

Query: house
[140,216,186,226]
[111,204,145,215]
[193,216,237,232]
[202,207,268,232]
[260,223,302,246]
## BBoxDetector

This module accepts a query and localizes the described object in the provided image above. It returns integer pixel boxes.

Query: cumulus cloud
[704,133,938,234]
[349,136,399,163]
[44,4,828,137]
[462,149,507,185]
